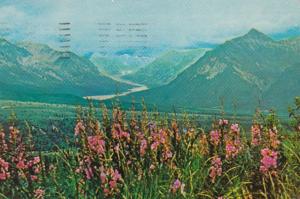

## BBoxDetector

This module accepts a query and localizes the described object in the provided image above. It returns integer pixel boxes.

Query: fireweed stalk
[260,126,281,176]
[251,124,262,146]
[250,114,281,178]
[224,123,242,159]
[259,148,278,175]
[74,113,125,197]
[209,155,222,183]
[0,126,44,198]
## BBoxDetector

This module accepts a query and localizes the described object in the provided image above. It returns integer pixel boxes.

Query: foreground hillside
[0,39,132,103]
[0,98,299,198]
[122,29,300,113]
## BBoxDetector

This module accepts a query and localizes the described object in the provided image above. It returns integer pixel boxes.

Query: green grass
[0,100,299,198]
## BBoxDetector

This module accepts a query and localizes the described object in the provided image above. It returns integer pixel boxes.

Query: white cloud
[1,0,300,53]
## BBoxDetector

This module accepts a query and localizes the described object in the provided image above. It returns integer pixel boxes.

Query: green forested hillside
[121,29,300,113]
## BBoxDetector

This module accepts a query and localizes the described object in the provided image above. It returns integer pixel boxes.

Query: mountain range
[123,48,207,88]
[90,53,152,77]
[119,29,300,114]
[1,29,299,114]
[0,39,132,103]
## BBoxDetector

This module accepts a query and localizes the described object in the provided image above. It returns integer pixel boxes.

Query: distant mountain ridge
[121,29,300,113]
[123,48,207,88]
[90,53,152,77]
[0,39,132,103]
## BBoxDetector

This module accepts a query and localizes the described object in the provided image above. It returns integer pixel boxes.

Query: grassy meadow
[0,98,299,198]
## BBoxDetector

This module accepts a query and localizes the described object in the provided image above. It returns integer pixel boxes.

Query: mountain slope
[263,63,300,110]
[90,54,152,77]
[123,49,207,88]
[0,39,132,103]
[121,29,300,113]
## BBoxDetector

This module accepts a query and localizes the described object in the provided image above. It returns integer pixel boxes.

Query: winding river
[84,77,148,101]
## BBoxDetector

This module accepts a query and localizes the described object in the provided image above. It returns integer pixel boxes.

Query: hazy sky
[1,0,300,54]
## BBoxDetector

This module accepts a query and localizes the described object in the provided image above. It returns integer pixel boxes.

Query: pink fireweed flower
[0,158,10,181]
[100,171,107,184]
[225,123,242,159]
[0,173,9,181]
[219,119,229,126]
[269,127,280,149]
[31,175,38,181]
[111,128,119,139]
[225,141,238,159]
[34,167,40,174]
[34,188,45,199]
[150,129,168,151]
[74,121,85,136]
[151,141,160,151]
[0,158,9,170]
[163,149,173,160]
[111,124,130,141]
[78,156,94,180]
[209,156,222,183]
[170,179,184,193]
[260,148,278,174]
[210,130,221,146]
[16,160,27,169]
[120,131,130,139]
[140,139,148,156]
[0,129,7,152]
[103,188,110,196]
[230,123,240,133]
[158,129,167,144]
[101,168,122,195]
[33,156,40,164]
[112,169,122,181]
[251,124,262,146]
[84,167,94,180]
[87,135,105,155]
[27,160,34,168]
[109,180,117,189]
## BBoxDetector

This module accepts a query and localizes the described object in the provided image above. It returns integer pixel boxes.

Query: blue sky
[0,0,300,54]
